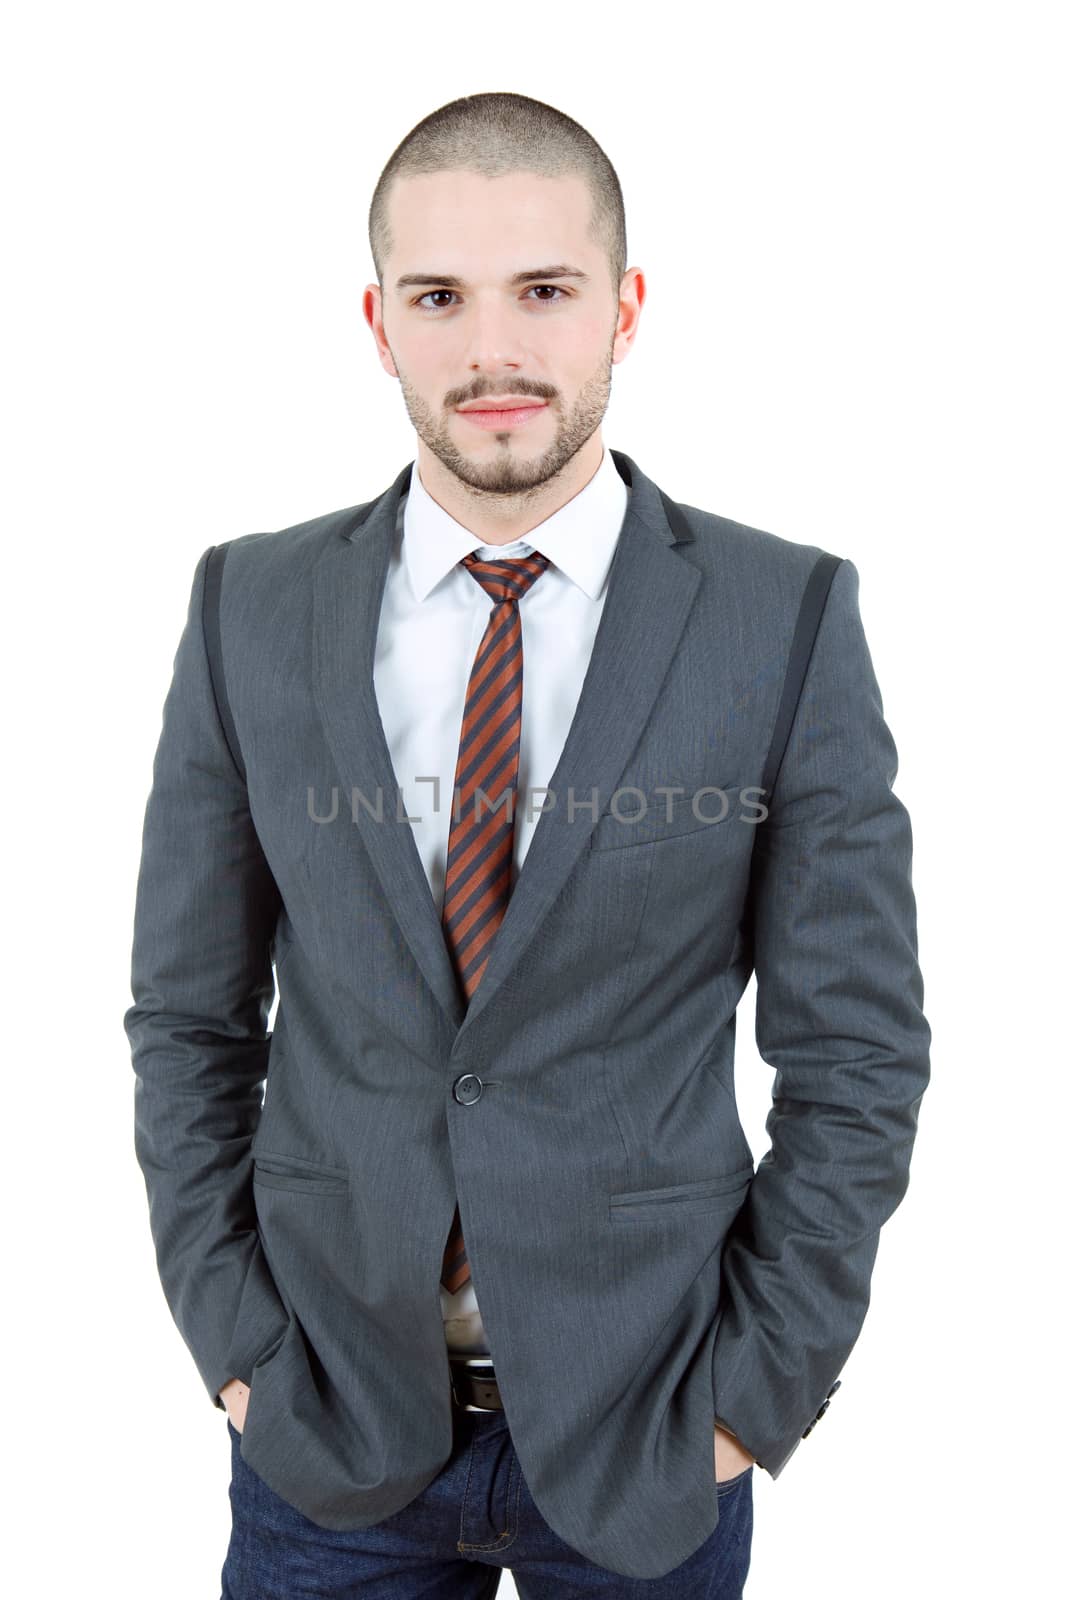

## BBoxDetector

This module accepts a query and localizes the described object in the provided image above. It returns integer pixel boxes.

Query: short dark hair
[369,92,627,301]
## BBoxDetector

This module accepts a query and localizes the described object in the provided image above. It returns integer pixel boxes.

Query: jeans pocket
[716,1464,753,1496]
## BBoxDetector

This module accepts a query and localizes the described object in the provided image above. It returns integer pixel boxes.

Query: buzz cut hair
[369,92,627,301]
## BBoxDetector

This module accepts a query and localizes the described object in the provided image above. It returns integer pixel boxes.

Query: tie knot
[460,549,551,604]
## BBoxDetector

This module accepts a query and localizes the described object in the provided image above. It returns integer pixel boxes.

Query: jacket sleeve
[711,556,932,1475]
[124,545,290,1410]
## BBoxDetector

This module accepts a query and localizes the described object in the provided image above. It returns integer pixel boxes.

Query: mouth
[457,403,549,430]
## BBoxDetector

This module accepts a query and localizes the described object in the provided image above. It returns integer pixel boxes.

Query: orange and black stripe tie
[439,547,551,1293]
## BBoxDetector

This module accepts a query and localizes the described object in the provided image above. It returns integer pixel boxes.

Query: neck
[415,435,605,546]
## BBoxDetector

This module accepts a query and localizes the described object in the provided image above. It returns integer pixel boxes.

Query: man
[125,91,931,1595]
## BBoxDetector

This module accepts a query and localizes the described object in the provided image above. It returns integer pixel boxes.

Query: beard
[394,343,615,505]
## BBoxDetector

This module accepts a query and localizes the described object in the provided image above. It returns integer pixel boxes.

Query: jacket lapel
[311,448,702,1040]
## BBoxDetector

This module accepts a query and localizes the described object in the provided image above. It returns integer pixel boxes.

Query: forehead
[386,170,594,269]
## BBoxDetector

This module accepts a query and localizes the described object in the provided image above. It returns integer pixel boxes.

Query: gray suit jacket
[124,447,931,1581]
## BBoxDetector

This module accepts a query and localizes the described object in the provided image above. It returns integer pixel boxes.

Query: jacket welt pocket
[589,786,743,851]
[251,1150,350,1195]
[609,1166,753,1220]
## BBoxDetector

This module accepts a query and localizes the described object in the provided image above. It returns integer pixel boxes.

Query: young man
[125,91,931,1596]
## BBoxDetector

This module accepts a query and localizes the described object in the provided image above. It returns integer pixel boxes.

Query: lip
[458,403,548,430]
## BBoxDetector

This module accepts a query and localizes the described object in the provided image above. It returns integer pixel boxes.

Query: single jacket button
[453,1073,484,1105]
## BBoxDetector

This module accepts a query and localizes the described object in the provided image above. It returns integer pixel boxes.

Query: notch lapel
[312,462,466,1029]
[311,449,702,1042]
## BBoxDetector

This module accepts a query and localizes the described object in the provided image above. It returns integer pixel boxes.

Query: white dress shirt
[372,440,630,1355]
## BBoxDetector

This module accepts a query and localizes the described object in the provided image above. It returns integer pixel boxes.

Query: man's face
[366,170,635,497]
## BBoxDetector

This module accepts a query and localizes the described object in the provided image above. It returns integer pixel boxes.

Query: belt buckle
[449,1355,499,1412]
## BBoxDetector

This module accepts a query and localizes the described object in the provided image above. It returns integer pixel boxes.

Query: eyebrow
[394,264,592,292]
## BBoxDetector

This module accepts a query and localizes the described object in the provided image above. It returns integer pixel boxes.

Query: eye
[414,285,569,312]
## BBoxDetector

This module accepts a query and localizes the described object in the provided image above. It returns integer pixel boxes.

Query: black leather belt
[449,1355,503,1411]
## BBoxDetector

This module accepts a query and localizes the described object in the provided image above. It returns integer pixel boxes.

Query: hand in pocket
[219,1377,249,1434]
[714,1423,755,1481]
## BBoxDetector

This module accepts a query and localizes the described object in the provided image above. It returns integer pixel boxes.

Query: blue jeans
[220,1408,754,1598]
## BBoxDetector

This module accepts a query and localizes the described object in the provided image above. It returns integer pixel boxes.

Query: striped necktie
[439,547,551,1293]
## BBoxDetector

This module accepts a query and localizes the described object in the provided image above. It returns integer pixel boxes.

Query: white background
[3,2,1062,1594]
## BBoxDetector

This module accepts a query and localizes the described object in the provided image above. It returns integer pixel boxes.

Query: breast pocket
[589,786,744,851]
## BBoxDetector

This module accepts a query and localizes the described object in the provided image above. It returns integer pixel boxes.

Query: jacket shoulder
[202,501,381,657]
[213,500,373,578]
[672,500,842,586]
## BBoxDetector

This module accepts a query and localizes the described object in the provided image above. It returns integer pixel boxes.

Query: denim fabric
[220,1413,753,1599]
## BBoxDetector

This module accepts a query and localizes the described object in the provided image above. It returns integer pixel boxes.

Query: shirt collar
[400,441,629,604]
